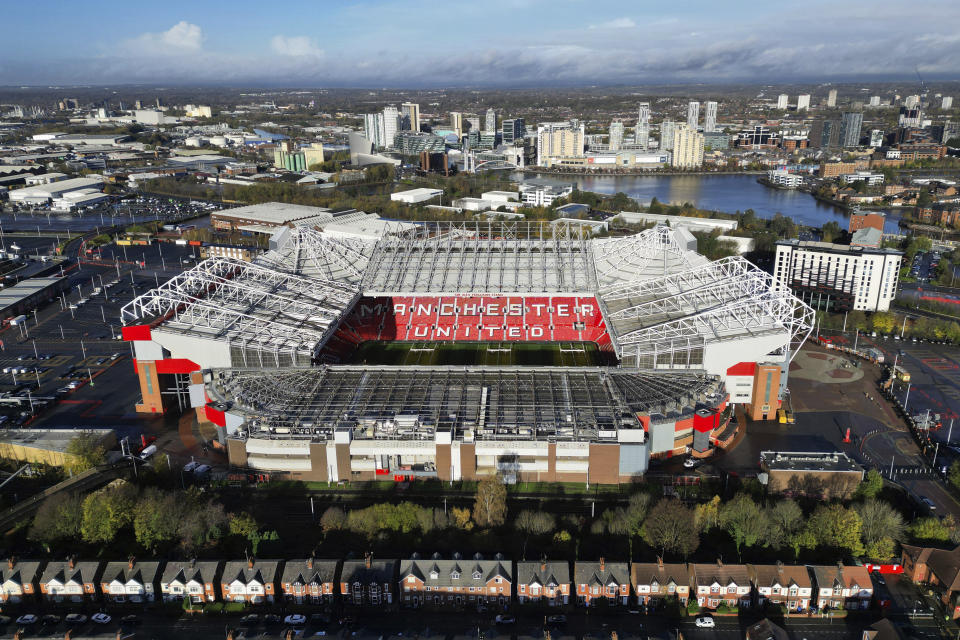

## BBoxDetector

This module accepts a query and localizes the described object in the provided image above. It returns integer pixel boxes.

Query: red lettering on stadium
[323,295,612,359]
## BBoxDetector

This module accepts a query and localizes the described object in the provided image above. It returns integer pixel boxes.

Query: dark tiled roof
[100,560,162,586]
[281,559,339,586]
[630,562,690,589]
[399,556,510,588]
[40,560,101,586]
[341,559,397,584]
[221,559,281,586]
[516,561,570,587]
[749,564,812,589]
[691,562,751,587]
[160,560,221,585]
[0,559,43,587]
[574,561,629,587]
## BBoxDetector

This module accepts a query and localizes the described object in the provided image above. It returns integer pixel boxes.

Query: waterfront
[514,172,904,232]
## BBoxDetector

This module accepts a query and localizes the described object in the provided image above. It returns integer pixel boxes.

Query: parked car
[695,616,715,628]
[91,613,112,624]
[16,614,38,625]
[546,615,566,624]
[65,614,88,624]
[284,614,307,625]
[241,614,260,624]
[495,615,516,624]
[920,496,937,510]
[41,614,61,625]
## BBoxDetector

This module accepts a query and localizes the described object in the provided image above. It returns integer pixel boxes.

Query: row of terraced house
[0,555,876,613]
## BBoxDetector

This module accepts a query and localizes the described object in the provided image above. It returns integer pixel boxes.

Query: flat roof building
[760,450,864,498]
[0,428,116,467]
[8,176,104,203]
[390,188,442,204]
[0,277,68,320]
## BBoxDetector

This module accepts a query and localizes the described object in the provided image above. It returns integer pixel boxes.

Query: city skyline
[1,0,958,87]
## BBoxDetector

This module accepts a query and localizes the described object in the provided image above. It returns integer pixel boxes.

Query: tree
[133,488,182,552]
[29,492,82,549]
[81,483,136,544]
[516,510,556,536]
[855,499,904,553]
[854,469,884,499]
[66,432,107,474]
[451,507,473,530]
[765,499,803,549]
[473,474,507,528]
[806,504,865,555]
[909,517,952,542]
[229,512,259,538]
[821,221,842,243]
[948,461,960,492]
[320,507,346,532]
[642,499,699,558]
[694,495,722,532]
[719,493,767,559]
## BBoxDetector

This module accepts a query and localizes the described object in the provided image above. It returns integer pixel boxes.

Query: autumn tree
[81,482,136,544]
[806,504,865,555]
[473,474,507,528]
[694,496,722,532]
[909,517,952,543]
[854,469,884,499]
[29,492,83,550]
[855,499,904,561]
[516,510,556,536]
[642,499,699,558]
[764,499,803,550]
[451,507,473,530]
[66,431,107,474]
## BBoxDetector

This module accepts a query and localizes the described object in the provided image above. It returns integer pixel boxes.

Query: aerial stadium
[121,205,813,484]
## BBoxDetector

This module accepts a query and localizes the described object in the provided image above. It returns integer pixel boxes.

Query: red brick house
[574,559,630,606]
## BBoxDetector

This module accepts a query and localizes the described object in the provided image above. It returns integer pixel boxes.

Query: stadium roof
[206,365,725,441]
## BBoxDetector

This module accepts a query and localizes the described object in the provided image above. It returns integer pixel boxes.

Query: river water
[514,172,904,233]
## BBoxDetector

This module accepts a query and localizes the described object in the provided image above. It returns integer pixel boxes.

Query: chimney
[657,556,663,570]
[600,557,605,572]
[7,557,14,570]
[190,558,196,569]
[365,552,372,569]
[128,556,135,570]
[248,556,255,569]
[777,560,783,575]
[308,554,314,571]
[717,558,723,568]
[68,557,75,570]
[541,561,547,573]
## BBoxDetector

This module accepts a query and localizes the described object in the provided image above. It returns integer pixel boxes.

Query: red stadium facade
[324,295,613,358]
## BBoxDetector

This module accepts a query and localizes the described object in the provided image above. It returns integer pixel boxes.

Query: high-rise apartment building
[808,120,840,148]
[608,121,625,151]
[660,120,676,151]
[704,101,718,133]
[383,106,400,149]
[869,96,881,107]
[466,116,480,133]
[670,124,704,168]
[777,94,789,109]
[401,102,421,133]
[839,112,863,148]
[450,112,463,139]
[485,108,496,133]
[686,101,699,130]
[827,89,838,108]
[502,118,525,144]
[869,129,884,147]
[797,95,811,111]
[536,122,585,166]
[943,96,954,110]
[905,95,920,108]
[363,113,384,148]
[636,103,650,148]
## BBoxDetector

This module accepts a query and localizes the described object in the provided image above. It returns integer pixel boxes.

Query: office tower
[609,120,624,151]
[869,96,881,107]
[670,124,704,168]
[808,120,839,148]
[870,130,884,147]
[502,118,525,144]
[704,101,718,133]
[466,116,480,133]
[797,95,811,111]
[777,94,789,109]
[660,120,676,151]
[401,102,420,132]
[382,106,400,148]
[905,95,920,108]
[839,112,863,147]
[827,89,838,107]
[536,121,585,166]
[636,103,650,148]
[485,108,496,133]
[687,101,699,129]
[450,112,463,138]
[363,113,384,147]
[943,96,954,110]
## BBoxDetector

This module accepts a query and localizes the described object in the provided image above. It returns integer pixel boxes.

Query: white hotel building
[774,240,902,312]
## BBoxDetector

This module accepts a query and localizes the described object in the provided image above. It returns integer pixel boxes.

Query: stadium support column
[134,360,165,413]
[435,430,453,482]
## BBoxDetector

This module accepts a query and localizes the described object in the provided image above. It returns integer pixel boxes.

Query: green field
[346,341,603,367]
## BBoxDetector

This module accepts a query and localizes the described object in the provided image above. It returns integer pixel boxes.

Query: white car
[16,614,38,625]
[695,616,715,628]
[683,458,700,469]
[284,614,307,625]
[91,613,112,624]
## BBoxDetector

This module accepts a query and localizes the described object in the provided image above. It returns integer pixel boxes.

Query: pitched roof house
[631,558,691,606]
[160,560,221,603]
[516,560,570,606]
[100,558,162,603]
[281,557,339,604]
[0,557,42,603]
[220,557,281,604]
[39,558,101,603]
[400,553,512,609]
[811,562,873,610]
[341,553,397,607]
[749,562,814,612]
[902,544,960,617]
[691,560,752,609]
[574,558,630,606]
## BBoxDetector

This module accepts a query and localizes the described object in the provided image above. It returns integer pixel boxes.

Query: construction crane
[916,66,928,98]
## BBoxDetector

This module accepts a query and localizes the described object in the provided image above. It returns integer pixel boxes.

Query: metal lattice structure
[206,365,724,442]
[121,257,360,365]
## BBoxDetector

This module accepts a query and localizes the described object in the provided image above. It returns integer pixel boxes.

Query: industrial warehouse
[120,207,814,484]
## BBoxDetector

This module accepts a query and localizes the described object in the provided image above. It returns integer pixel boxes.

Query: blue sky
[1,0,958,86]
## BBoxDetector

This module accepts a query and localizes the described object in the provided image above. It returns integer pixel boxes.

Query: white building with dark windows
[774,240,902,312]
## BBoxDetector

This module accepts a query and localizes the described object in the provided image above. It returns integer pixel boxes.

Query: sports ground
[346,341,604,367]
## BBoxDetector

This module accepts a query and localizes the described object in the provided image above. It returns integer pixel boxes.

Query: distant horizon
[1,0,957,87]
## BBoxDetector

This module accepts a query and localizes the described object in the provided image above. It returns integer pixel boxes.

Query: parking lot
[1,194,217,233]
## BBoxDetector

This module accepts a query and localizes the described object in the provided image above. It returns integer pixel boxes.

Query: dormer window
[833,585,842,595]
[473,571,482,580]
[451,572,460,580]
[429,571,439,580]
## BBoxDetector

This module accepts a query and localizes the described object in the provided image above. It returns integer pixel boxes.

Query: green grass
[346,341,602,367]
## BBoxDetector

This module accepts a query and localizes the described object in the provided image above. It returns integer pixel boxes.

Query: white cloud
[589,17,635,29]
[121,21,203,55]
[270,35,324,58]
